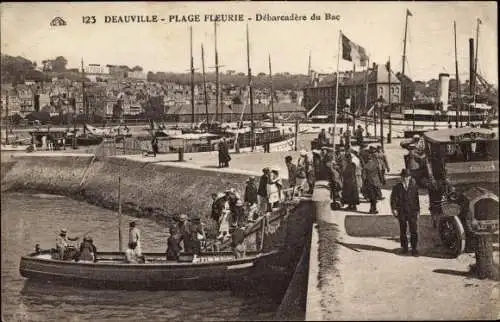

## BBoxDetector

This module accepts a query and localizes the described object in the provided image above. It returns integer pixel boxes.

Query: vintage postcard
[1,1,498,321]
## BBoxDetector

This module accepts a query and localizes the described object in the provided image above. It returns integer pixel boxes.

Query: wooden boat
[19,249,286,291]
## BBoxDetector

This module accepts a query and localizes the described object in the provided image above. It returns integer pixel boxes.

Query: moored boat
[19,249,285,291]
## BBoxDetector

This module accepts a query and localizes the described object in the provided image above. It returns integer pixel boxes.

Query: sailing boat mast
[190,26,195,127]
[269,54,275,127]
[246,24,255,144]
[201,44,210,127]
[214,22,219,124]
[308,51,312,78]
[453,21,462,128]
[81,58,86,135]
[472,18,481,124]
[401,9,411,104]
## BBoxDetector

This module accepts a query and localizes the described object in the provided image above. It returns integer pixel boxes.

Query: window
[378,87,383,95]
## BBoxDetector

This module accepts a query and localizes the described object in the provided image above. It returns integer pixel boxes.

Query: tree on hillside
[52,56,68,72]
[131,65,143,72]
[257,72,266,77]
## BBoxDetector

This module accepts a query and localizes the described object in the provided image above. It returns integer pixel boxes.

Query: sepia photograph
[1,1,498,321]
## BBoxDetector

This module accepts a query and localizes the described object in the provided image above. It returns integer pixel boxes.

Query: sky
[1,1,497,84]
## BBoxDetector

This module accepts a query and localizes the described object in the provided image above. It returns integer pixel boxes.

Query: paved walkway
[314,207,499,320]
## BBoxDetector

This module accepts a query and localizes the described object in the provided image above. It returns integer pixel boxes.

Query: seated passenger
[125,242,144,263]
[231,223,247,259]
[55,228,80,261]
[78,235,97,262]
[166,227,182,261]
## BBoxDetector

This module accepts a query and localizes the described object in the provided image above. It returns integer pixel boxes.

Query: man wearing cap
[285,156,297,197]
[390,169,421,256]
[56,229,80,260]
[404,144,426,186]
[258,168,271,215]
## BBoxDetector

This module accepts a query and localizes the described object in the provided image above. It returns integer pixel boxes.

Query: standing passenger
[244,177,258,221]
[257,168,271,215]
[341,153,360,211]
[285,156,297,197]
[362,149,382,214]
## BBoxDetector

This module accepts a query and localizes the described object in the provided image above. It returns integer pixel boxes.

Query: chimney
[469,38,474,95]
[438,73,450,111]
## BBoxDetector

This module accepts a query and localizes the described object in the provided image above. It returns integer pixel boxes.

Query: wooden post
[379,96,384,148]
[5,89,9,145]
[294,120,299,151]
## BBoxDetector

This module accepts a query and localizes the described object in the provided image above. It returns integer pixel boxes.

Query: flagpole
[352,63,356,134]
[333,30,341,149]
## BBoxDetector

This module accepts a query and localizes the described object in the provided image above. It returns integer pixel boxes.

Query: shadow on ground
[336,240,458,259]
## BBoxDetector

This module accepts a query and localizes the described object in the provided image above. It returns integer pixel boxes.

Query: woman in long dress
[341,153,360,211]
[267,170,283,209]
[218,198,231,240]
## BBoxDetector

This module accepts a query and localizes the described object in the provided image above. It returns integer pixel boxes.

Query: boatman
[56,228,80,260]
[128,221,143,259]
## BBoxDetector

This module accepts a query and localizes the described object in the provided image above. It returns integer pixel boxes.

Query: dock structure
[4,130,498,320]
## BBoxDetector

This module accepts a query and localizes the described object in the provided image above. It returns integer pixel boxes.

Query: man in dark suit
[390,169,421,256]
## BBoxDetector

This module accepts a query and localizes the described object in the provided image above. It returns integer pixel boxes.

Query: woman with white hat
[296,150,308,194]
[267,169,283,209]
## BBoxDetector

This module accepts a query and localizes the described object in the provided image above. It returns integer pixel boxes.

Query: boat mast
[246,24,255,149]
[81,58,86,135]
[190,26,195,127]
[4,87,9,145]
[201,44,210,127]
[472,18,481,124]
[453,21,462,128]
[308,51,312,79]
[401,9,411,104]
[269,54,275,127]
[214,22,219,124]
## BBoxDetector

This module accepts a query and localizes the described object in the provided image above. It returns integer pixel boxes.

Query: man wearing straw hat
[56,228,80,260]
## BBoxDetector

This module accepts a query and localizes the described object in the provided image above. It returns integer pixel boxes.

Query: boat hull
[19,250,286,291]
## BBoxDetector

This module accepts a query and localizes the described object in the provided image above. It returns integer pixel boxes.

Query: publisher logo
[50,17,67,27]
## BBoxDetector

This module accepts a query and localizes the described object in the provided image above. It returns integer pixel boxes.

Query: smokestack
[469,38,475,95]
[438,73,450,111]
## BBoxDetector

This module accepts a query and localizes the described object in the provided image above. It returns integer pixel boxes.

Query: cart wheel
[438,216,466,257]
[474,234,498,280]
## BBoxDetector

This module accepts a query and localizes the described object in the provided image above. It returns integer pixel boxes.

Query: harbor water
[1,193,280,321]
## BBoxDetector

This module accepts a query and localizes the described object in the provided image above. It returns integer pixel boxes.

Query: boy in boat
[125,242,142,263]
[128,222,145,263]
[55,228,80,261]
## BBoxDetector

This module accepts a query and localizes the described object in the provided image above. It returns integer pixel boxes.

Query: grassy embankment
[1,155,250,235]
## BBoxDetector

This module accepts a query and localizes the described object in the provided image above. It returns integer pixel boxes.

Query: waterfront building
[302,62,401,118]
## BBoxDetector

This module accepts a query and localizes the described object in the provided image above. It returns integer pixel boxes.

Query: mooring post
[311,180,331,223]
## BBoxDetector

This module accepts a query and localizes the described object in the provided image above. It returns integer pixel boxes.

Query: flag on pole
[407,9,413,17]
[341,33,369,67]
